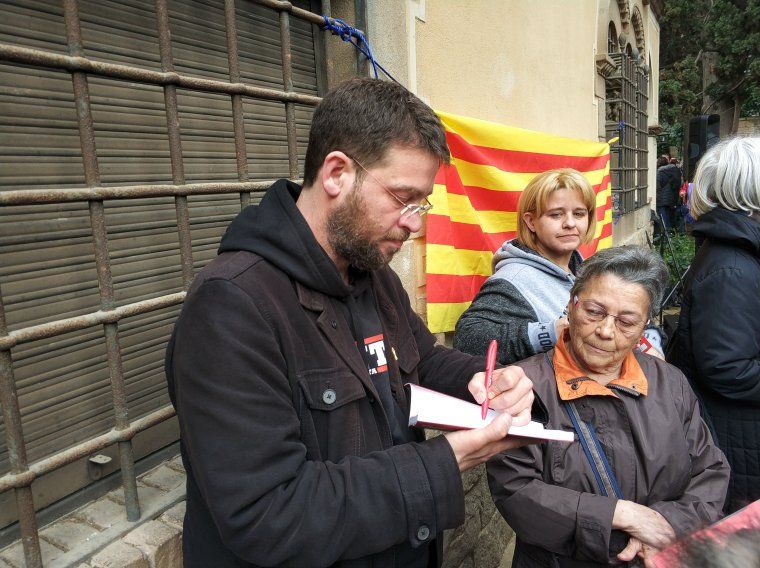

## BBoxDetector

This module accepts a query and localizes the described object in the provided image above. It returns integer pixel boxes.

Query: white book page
[407,383,574,443]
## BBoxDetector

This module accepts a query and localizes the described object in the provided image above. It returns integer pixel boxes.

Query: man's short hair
[302,78,450,186]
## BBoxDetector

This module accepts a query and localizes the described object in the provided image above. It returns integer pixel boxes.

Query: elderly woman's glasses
[573,296,647,334]
[349,156,433,219]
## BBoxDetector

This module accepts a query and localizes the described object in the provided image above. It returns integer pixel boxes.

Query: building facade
[0,1,661,565]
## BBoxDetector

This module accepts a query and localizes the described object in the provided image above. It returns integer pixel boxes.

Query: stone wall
[737,117,760,137]
[442,464,515,568]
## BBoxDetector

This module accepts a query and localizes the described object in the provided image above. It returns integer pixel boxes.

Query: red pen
[481,339,498,420]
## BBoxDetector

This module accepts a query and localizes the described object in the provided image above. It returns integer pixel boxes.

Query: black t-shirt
[338,270,431,568]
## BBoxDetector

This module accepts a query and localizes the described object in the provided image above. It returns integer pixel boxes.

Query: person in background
[454,169,593,364]
[668,136,760,514]
[488,246,730,567]
[454,169,663,365]
[670,158,687,234]
[656,155,682,233]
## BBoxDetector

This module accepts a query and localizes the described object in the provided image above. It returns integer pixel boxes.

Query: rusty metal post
[0,287,42,567]
[279,10,299,179]
[89,203,141,522]
[63,0,141,522]
[224,0,251,210]
[155,0,194,290]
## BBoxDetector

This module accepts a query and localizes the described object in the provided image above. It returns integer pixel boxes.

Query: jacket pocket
[297,368,370,460]
[298,368,367,410]
[395,340,420,377]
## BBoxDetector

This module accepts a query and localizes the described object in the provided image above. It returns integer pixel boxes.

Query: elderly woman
[488,246,730,567]
[668,137,760,513]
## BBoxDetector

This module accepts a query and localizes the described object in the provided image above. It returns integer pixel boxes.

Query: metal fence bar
[155,0,194,291]
[0,293,185,352]
[606,53,648,216]
[0,181,274,206]
[0,406,176,494]
[0,43,321,106]
[0,286,42,568]
[63,0,141,525]
[280,11,299,179]
[225,0,252,210]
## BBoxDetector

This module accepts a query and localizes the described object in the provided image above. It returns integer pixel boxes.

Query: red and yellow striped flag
[426,111,613,333]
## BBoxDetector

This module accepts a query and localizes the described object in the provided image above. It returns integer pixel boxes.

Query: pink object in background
[651,499,760,567]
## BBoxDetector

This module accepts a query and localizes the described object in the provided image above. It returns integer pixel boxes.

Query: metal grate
[605,52,648,216]
[0,0,338,565]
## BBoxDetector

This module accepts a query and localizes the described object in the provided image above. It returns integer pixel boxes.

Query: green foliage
[704,0,760,112]
[657,233,696,288]
[659,0,760,135]
[657,120,683,156]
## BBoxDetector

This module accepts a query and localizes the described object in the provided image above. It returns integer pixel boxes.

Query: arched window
[608,22,618,53]
[626,43,633,57]
[631,7,646,59]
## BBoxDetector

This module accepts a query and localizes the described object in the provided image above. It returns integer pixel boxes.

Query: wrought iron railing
[605,52,649,216]
[0,1,335,565]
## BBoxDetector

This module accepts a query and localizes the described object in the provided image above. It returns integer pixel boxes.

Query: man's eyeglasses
[573,295,648,335]
[350,156,433,219]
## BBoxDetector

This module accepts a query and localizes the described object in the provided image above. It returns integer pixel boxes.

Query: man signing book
[165,78,541,568]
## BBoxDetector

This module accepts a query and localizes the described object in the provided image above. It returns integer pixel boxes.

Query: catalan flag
[426,111,613,333]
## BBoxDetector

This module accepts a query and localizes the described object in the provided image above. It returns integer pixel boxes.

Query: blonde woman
[454,168,598,363]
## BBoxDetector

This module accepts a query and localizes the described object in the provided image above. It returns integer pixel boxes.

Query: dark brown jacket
[166,180,485,567]
[487,350,730,567]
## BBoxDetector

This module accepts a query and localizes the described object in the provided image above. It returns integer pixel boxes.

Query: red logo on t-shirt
[364,334,388,375]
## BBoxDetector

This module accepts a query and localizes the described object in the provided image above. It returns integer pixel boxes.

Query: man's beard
[326,184,410,272]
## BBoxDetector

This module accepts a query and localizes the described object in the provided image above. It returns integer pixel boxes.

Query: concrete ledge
[90,541,149,568]
[52,486,185,567]
[123,521,182,568]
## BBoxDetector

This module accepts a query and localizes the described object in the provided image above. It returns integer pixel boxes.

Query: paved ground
[0,456,186,568]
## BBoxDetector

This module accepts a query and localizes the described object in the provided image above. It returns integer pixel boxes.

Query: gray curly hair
[570,246,669,320]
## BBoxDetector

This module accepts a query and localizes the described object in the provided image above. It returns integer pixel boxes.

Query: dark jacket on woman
[668,207,760,513]
[490,337,729,567]
[165,179,487,567]
[454,240,582,364]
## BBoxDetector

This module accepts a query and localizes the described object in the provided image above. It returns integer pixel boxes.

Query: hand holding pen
[481,339,498,420]
[467,343,534,428]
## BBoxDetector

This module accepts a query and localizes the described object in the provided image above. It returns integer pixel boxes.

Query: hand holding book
[407,383,574,443]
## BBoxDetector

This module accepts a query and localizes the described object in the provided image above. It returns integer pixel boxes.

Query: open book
[406,383,575,443]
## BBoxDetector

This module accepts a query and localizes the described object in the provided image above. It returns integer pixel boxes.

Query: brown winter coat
[487,342,730,567]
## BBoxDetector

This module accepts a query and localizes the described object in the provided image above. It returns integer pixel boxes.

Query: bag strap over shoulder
[542,353,624,499]
[564,400,623,499]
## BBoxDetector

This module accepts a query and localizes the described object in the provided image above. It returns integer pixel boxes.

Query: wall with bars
[0,0,329,564]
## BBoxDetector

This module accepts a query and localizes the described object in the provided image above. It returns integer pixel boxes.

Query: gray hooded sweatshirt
[454,240,664,364]
[453,240,581,364]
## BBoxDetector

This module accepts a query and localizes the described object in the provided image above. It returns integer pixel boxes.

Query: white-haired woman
[668,136,760,514]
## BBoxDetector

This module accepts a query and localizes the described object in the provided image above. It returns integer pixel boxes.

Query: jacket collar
[295,280,381,401]
[552,332,648,401]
